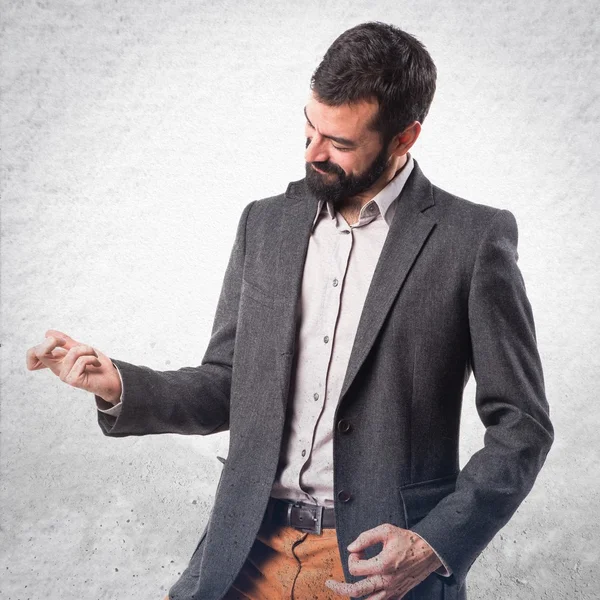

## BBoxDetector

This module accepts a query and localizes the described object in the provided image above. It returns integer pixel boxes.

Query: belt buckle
[288,502,324,535]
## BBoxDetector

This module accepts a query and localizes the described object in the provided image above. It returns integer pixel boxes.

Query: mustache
[309,160,345,176]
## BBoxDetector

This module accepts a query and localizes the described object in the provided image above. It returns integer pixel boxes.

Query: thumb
[347,524,390,552]
[45,329,80,349]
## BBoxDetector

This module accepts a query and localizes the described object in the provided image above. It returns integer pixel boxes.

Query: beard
[305,142,391,207]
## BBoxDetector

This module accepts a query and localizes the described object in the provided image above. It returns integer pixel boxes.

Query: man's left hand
[325,524,442,599]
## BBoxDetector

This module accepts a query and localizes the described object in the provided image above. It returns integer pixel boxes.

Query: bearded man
[28,21,553,600]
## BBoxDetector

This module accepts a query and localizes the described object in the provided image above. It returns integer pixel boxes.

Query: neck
[334,154,409,227]
[342,154,409,211]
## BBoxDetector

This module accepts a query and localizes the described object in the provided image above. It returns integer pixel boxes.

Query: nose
[305,134,329,164]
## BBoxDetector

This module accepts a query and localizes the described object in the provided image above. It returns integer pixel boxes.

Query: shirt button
[337,419,352,434]
[324,335,329,343]
[301,449,306,457]
[333,278,339,287]
[337,490,352,503]
[313,393,319,401]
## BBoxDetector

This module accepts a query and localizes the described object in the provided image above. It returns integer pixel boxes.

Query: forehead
[305,92,379,139]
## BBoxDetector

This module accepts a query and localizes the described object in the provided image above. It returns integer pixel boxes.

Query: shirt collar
[311,153,415,231]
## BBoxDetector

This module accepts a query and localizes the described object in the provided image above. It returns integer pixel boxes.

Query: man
[27,22,553,600]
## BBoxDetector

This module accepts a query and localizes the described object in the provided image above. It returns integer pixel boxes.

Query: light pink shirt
[270,155,415,506]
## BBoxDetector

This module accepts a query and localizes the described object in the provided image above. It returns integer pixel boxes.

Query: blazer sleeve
[411,209,554,586]
[96,200,256,438]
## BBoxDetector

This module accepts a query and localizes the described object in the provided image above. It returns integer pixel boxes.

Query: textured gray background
[2,1,599,599]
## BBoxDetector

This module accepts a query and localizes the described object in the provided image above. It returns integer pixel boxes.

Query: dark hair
[310,22,437,145]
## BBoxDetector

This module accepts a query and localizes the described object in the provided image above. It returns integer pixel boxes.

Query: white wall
[2,1,598,598]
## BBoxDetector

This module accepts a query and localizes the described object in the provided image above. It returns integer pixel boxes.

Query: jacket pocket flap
[399,473,458,527]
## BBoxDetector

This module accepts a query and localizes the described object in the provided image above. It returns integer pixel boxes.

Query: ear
[388,121,422,158]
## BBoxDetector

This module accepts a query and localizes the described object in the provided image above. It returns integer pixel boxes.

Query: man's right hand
[26,329,122,405]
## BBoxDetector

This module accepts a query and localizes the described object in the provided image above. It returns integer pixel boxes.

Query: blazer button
[338,490,352,503]
[337,419,352,434]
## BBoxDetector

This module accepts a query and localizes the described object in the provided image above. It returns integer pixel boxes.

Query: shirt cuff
[411,531,452,577]
[95,362,124,418]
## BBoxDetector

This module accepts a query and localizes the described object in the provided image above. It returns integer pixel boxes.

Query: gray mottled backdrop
[2,1,599,599]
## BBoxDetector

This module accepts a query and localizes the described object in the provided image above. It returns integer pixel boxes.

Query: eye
[332,145,352,152]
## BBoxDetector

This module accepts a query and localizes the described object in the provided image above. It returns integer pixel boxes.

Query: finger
[348,550,387,576]
[45,329,79,350]
[348,524,394,552]
[324,578,356,597]
[348,548,367,565]
[364,591,387,600]
[325,574,386,598]
[63,354,102,388]
[27,336,67,370]
[26,345,48,370]
[40,335,67,355]
[324,578,349,597]
[27,343,70,370]
[59,345,99,381]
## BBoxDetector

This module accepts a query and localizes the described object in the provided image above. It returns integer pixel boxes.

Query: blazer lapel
[275,161,437,411]
[339,161,437,402]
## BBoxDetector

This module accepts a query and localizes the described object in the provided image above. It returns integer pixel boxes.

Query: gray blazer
[97,160,553,600]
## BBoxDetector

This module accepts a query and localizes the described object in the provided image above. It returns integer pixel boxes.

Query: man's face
[304,93,391,205]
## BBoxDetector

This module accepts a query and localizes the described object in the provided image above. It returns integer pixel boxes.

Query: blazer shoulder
[431,183,504,222]
[243,179,308,229]
[236,188,291,247]
[246,188,288,217]
[429,183,518,241]
[252,190,288,209]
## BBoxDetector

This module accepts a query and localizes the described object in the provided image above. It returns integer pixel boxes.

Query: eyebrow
[303,106,358,148]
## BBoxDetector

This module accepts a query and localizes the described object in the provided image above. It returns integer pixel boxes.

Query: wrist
[99,364,122,405]
[410,530,448,575]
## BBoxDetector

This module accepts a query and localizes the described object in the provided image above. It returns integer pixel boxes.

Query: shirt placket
[296,214,355,501]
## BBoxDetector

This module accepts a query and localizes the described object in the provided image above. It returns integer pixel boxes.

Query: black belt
[267,498,335,535]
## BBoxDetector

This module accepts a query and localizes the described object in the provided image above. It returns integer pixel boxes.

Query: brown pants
[166,517,349,600]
